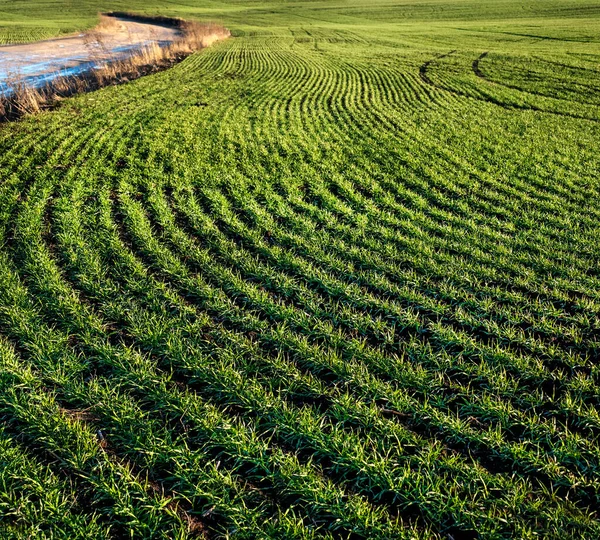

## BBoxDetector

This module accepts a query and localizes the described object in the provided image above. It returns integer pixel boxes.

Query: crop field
[0,0,599,538]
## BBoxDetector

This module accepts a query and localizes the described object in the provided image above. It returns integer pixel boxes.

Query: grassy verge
[0,13,229,121]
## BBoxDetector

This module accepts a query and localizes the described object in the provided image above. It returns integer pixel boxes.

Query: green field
[0,0,599,538]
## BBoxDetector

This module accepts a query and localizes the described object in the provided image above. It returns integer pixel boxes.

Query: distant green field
[0,0,599,538]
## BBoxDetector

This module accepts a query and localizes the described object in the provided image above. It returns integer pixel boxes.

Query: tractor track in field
[420,49,600,122]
